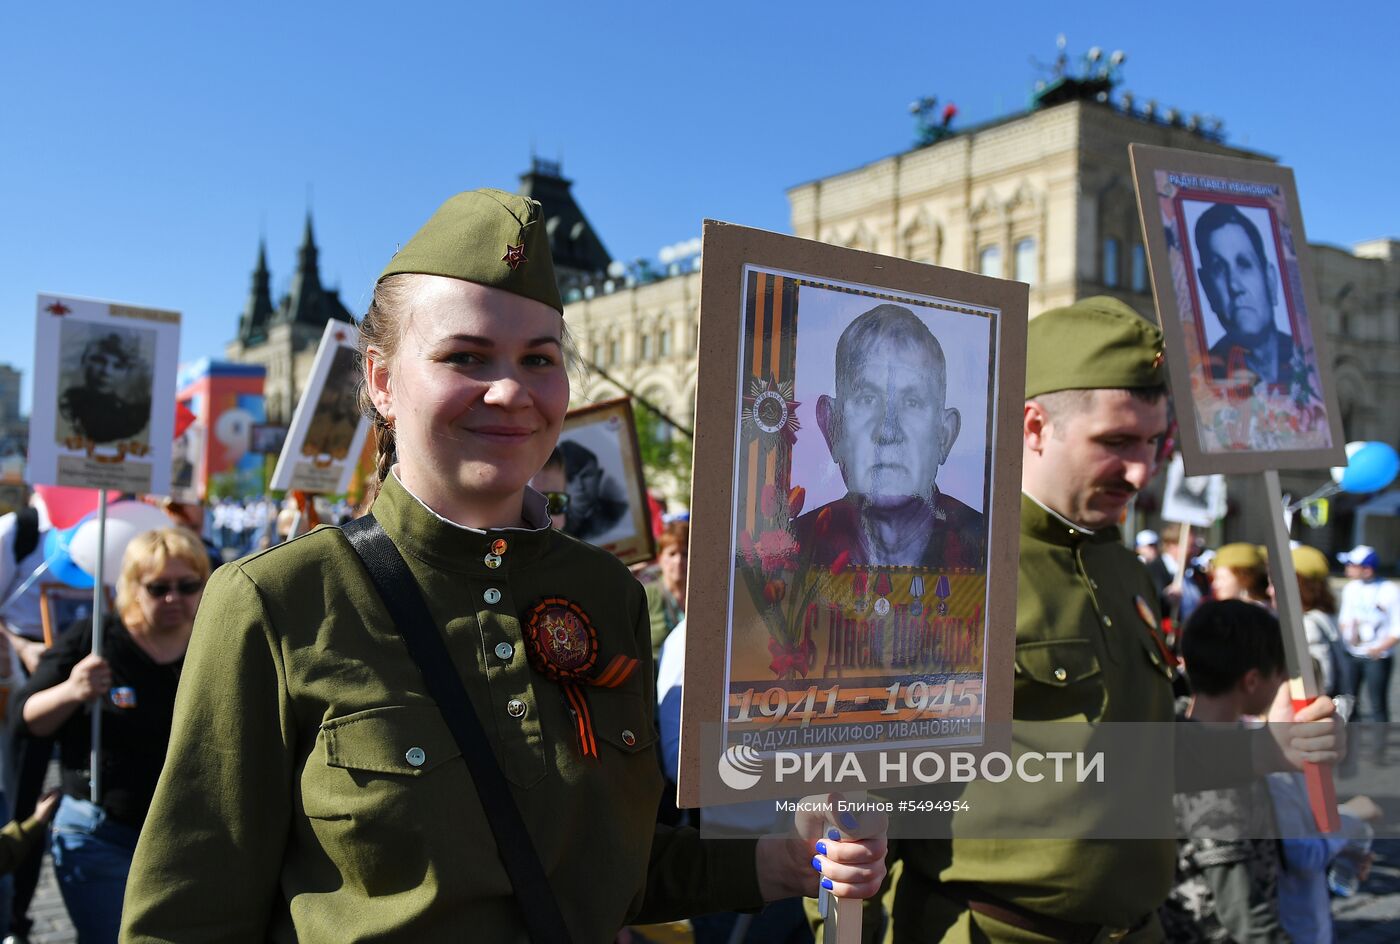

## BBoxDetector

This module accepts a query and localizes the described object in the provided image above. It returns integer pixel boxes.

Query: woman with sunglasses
[17,526,207,943]
[122,191,885,942]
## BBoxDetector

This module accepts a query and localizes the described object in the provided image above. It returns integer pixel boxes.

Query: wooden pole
[822,790,866,944]
[1259,470,1340,833]
[89,491,107,804]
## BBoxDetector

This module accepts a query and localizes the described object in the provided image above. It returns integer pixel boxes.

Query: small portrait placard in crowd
[557,396,656,565]
[1160,453,1227,528]
[28,293,180,494]
[270,319,371,495]
[679,221,1026,806]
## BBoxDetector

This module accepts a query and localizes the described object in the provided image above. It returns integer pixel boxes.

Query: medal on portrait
[679,222,1026,805]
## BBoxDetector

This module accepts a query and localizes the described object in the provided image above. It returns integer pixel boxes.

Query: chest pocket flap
[588,690,658,754]
[321,705,462,776]
[1015,638,1102,686]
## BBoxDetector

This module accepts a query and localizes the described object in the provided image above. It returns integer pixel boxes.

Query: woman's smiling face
[368,275,568,523]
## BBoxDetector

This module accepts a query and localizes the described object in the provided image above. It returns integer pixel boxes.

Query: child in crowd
[1160,599,1290,943]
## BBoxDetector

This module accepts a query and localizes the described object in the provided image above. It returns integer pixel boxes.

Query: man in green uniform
[884,297,1341,943]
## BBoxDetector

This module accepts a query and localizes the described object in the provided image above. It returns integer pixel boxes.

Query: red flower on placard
[787,486,806,519]
[767,636,815,678]
[829,550,851,575]
[764,578,787,605]
[754,529,799,572]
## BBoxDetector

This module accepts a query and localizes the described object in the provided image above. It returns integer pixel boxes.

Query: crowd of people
[0,195,1389,944]
[206,495,356,560]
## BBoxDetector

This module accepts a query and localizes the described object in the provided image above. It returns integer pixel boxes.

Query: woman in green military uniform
[121,190,885,943]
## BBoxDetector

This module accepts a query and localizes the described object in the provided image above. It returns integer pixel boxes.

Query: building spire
[238,238,276,343]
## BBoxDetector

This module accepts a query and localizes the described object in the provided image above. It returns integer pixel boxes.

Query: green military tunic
[895,494,1178,943]
[121,472,762,943]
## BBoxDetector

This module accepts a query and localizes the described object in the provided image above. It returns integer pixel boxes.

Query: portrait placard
[1159,453,1226,528]
[1129,145,1345,475]
[27,294,180,495]
[558,397,656,566]
[269,320,371,495]
[678,221,1026,806]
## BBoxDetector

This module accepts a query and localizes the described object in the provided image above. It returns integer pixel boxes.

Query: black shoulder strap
[13,507,40,564]
[341,515,573,943]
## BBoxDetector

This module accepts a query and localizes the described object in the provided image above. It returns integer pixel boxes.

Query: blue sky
[4,2,1396,412]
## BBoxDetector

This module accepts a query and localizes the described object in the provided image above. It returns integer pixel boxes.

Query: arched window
[978,246,1002,278]
[1103,238,1121,288]
[1013,239,1037,286]
[1131,244,1148,293]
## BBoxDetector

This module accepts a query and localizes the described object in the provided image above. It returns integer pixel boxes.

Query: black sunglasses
[544,492,570,516]
[144,579,205,599]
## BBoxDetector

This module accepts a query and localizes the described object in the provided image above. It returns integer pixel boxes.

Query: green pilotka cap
[1215,542,1268,571]
[379,189,563,314]
[1025,296,1166,397]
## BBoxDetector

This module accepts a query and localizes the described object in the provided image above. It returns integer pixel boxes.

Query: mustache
[1096,480,1139,496]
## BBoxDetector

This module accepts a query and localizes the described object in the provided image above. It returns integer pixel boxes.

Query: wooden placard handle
[1259,470,1341,833]
[822,791,868,944]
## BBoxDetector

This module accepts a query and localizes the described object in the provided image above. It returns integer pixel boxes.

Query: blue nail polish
[821,877,834,890]
[827,827,841,841]
[840,812,858,830]
[815,840,827,855]
[810,855,822,872]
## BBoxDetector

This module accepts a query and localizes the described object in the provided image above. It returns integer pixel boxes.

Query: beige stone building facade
[566,95,1398,555]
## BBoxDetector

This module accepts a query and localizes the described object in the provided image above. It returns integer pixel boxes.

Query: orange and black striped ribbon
[742,271,799,537]
[562,684,598,759]
[560,655,640,760]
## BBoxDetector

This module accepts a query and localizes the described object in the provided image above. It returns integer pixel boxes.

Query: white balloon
[1330,440,1366,485]
[68,502,176,585]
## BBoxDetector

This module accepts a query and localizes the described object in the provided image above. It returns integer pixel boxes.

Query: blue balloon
[1340,441,1400,494]
[41,521,95,590]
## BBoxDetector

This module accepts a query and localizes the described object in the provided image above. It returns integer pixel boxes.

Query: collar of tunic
[371,470,555,575]
[1020,492,1121,548]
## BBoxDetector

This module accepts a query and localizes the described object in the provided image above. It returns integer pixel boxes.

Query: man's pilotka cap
[379,189,563,314]
[1025,296,1166,397]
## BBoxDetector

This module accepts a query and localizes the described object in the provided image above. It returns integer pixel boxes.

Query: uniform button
[622,729,636,747]
[491,538,508,556]
[1067,529,1077,536]
[484,588,502,605]
[405,747,426,767]
[494,641,515,661]
[1089,579,1099,589]
[507,698,527,718]
[484,553,502,569]
[1053,668,1068,682]
[1102,616,1113,627]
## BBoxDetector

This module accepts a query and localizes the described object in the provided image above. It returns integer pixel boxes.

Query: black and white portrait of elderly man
[790,304,985,569]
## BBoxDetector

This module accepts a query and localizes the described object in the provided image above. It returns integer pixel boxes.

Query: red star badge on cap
[45,300,71,316]
[502,244,527,270]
